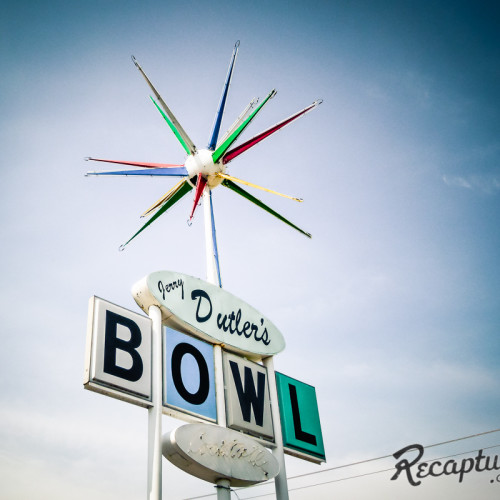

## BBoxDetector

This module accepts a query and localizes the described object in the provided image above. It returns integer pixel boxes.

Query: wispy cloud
[442,174,500,193]
[400,70,433,106]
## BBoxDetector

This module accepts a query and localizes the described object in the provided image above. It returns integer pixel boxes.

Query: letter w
[229,361,266,426]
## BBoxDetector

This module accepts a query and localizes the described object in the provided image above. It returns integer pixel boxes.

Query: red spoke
[86,157,183,169]
[189,174,207,221]
[222,100,321,164]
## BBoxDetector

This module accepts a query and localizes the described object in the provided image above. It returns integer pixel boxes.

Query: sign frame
[163,327,217,423]
[275,371,326,464]
[222,351,275,441]
[84,296,153,408]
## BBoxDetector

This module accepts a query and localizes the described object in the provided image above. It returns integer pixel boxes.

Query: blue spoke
[208,41,240,151]
[86,167,188,177]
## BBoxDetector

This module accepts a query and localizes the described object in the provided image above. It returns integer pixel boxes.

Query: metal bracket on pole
[148,305,163,500]
[215,479,232,500]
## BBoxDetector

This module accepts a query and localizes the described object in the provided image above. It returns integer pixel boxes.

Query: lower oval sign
[162,423,279,486]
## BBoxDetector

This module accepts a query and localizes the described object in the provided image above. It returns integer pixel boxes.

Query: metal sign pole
[203,187,231,500]
[147,305,163,500]
[202,187,220,287]
[202,186,227,425]
[263,356,289,500]
[213,346,227,500]
[203,189,226,419]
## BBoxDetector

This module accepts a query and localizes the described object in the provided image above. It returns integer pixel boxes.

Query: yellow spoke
[141,179,187,217]
[215,173,303,202]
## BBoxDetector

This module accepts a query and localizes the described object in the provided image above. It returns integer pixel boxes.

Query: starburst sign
[86,41,322,251]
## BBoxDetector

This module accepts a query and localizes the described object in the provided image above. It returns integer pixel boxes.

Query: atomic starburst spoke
[222,100,322,164]
[216,97,259,149]
[85,157,184,169]
[189,174,207,222]
[141,179,188,217]
[212,89,277,164]
[132,55,196,155]
[85,167,188,177]
[222,179,311,238]
[208,41,240,151]
[150,97,192,156]
[215,172,303,202]
[120,180,193,250]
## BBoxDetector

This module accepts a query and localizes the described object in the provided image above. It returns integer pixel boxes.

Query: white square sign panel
[222,351,274,441]
[84,296,152,405]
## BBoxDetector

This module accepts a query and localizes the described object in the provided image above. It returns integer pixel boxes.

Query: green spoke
[222,179,311,238]
[212,89,276,164]
[119,180,193,250]
[132,56,196,155]
[150,97,191,156]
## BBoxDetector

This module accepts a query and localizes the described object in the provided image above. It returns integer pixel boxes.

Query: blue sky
[1,1,499,498]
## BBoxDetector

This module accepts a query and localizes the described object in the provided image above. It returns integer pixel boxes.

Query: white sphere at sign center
[184,149,225,189]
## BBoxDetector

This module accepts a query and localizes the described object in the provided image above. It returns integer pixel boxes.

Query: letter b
[104,310,143,382]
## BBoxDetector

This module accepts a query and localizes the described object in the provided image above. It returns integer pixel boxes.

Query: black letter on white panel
[104,310,143,382]
[229,361,266,426]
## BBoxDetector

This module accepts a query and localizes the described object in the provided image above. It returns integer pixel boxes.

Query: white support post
[263,356,289,500]
[148,305,163,500]
[214,344,227,427]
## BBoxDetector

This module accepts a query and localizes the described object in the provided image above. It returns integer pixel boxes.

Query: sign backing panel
[276,372,325,462]
[162,423,279,486]
[223,352,274,441]
[164,328,217,422]
[84,296,152,406]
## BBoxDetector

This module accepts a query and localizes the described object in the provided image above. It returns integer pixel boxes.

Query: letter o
[171,342,210,405]
[496,474,500,483]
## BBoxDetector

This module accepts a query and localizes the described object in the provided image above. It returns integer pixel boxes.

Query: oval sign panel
[162,423,279,486]
[132,271,285,358]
